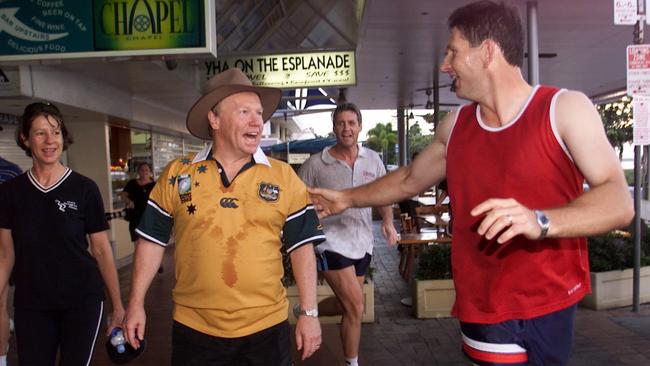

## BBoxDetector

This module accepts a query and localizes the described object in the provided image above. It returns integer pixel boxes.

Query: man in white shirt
[299,103,398,366]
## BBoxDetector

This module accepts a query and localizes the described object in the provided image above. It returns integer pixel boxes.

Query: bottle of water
[110,328,126,354]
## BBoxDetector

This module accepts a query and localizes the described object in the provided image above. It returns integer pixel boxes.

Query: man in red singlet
[307,1,633,365]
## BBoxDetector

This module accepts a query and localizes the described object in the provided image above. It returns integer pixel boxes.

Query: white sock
[0,354,7,366]
[345,356,359,366]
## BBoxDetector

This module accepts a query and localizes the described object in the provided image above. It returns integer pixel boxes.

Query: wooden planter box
[286,281,374,324]
[413,279,455,318]
[580,266,650,310]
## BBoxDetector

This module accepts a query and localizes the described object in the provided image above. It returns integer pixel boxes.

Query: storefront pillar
[65,119,134,267]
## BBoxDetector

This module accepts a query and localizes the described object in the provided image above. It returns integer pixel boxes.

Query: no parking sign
[627,45,650,144]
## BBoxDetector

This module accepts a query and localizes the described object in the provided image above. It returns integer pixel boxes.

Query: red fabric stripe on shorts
[463,343,528,364]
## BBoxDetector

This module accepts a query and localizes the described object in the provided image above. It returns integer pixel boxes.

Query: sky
[292,108,436,140]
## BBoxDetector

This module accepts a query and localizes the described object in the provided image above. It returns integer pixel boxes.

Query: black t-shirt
[0,169,109,309]
[122,179,155,224]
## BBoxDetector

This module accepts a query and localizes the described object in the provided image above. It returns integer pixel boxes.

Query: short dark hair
[17,102,73,157]
[332,102,362,125]
[136,161,153,174]
[448,0,524,67]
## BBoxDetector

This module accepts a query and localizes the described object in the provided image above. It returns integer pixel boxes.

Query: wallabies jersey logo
[178,174,192,203]
[258,182,280,202]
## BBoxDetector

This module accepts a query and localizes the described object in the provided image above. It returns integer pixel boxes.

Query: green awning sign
[0,2,93,55]
[0,0,215,61]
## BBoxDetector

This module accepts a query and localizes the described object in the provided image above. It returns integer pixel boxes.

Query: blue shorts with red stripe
[460,304,577,366]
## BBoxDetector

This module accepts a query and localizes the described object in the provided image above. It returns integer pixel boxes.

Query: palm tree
[365,122,397,165]
[408,123,433,159]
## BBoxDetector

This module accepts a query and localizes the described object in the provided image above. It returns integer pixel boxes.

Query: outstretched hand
[307,187,350,219]
[471,198,542,243]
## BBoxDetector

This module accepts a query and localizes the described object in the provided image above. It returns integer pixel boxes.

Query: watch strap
[296,308,319,318]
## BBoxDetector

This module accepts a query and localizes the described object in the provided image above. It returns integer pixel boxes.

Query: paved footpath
[292,222,650,366]
[8,221,650,365]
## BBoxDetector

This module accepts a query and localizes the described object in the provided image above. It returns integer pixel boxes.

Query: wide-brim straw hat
[186,68,282,140]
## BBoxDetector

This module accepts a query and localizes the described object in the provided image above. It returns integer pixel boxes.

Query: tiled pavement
[7,222,650,365]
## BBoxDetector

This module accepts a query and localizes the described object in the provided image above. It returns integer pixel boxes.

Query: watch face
[305,309,318,317]
[540,215,549,225]
[536,210,550,227]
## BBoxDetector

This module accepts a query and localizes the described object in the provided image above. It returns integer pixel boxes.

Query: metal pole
[397,107,406,166]
[406,117,410,162]
[286,140,290,163]
[434,57,440,130]
[527,1,539,85]
[633,0,644,313]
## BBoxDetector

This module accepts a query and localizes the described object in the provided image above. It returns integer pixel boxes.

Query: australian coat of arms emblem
[258,182,280,202]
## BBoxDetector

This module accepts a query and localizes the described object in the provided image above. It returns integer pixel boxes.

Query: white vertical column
[527,1,539,85]
[65,119,134,266]
[66,119,112,209]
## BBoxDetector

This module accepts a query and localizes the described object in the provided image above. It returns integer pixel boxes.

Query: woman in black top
[121,162,155,242]
[0,102,125,365]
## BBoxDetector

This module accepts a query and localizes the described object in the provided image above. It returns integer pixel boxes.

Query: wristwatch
[296,308,319,318]
[534,210,550,240]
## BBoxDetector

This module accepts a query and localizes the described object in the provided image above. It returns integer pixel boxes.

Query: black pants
[15,301,103,365]
[171,320,291,366]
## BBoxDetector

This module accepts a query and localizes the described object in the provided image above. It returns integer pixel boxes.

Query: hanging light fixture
[408,103,415,120]
[425,88,434,109]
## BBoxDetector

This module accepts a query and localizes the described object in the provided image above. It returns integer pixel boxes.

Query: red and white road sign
[627,44,650,96]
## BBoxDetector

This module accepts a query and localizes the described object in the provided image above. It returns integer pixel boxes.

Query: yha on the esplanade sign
[203,50,357,89]
[0,0,216,61]
[94,0,204,50]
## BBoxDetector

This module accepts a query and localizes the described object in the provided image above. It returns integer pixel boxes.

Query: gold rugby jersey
[137,144,325,338]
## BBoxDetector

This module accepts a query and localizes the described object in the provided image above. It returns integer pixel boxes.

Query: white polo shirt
[299,145,386,259]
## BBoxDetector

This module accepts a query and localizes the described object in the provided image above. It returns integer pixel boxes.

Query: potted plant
[412,244,455,318]
[580,226,650,310]
[282,253,375,324]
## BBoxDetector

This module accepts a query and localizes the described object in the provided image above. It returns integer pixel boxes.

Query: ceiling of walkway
[352,0,633,109]
[0,0,636,126]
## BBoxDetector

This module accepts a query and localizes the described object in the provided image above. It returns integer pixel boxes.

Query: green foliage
[588,226,650,272]
[415,244,452,280]
[597,98,632,159]
[408,123,433,158]
[624,169,634,186]
[365,122,397,165]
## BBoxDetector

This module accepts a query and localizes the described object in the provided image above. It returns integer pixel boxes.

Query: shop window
[152,133,183,178]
